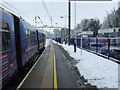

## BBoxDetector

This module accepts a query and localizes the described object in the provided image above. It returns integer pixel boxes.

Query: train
[0,7,46,87]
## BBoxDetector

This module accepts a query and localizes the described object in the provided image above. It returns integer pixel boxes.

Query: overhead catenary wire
[0,3,19,15]
[1,0,34,25]
[2,0,23,15]
[41,0,51,19]
[1,0,47,34]
[38,16,44,27]
[1,0,54,30]
[41,0,52,27]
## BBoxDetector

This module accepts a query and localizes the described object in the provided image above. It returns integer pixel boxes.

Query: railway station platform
[17,40,82,89]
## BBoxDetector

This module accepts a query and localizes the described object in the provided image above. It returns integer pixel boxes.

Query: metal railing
[55,37,120,62]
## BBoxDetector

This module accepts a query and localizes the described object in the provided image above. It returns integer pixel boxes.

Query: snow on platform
[45,39,50,47]
[54,41,119,89]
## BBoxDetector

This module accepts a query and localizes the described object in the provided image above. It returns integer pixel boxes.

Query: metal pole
[68,0,71,45]
[81,29,82,55]
[96,36,98,54]
[35,16,37,29]
[74,1,77,52]
[51,16,52,28]
[65,15,67,27]
[64,16,67,44]
[75,2,76,41]
[108,35,110,59]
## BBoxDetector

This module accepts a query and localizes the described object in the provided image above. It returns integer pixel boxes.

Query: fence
[72,37,120,60]
[55,37,120,61]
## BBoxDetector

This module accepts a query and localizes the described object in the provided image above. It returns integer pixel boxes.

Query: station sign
[64,35,68,36]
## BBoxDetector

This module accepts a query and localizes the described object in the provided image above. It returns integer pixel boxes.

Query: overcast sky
[0,0,119,32]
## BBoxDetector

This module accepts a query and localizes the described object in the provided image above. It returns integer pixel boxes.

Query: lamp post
[68,0,71,45]
[81,28,82,56]
[35,16,37,29]
[55,23,58,41]
[60,15,67,43]
[60,15,67,28]
[74,1,77,52]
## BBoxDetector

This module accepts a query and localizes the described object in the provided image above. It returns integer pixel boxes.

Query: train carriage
[37,30,46,51]
[0,8,17,86]
[0,7,46,87]
[19,19,38,67]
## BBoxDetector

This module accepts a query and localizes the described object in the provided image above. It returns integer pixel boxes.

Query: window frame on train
[0,19,11,52]
[25,28,31,46]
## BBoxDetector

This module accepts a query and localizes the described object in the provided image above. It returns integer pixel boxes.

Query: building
[70,29,76,38]
[98,27,120,37]
[71,28,93,38]
[60,27,69,42]
[54,29,60,38]
[71,27,120,38]
[61,28,68,38]
[46,33,54,39]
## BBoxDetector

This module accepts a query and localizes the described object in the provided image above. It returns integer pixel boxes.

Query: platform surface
[18,40,80,89]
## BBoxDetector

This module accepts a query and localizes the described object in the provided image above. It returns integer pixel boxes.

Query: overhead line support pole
[68,0,71,45]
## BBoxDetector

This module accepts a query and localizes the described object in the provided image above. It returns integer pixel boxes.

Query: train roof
[20,17,35,28]
[0,7,13,18]
[0,7,45,36]
[0,7,35,28]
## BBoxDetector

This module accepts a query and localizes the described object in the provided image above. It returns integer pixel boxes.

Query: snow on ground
[45,39,50,47]
[54,41,119,89]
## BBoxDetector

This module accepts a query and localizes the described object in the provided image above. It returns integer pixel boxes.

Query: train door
[36,30,39,51]
[0,10,17,86]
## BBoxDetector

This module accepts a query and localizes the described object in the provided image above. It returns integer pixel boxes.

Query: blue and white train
[0,7,45,86]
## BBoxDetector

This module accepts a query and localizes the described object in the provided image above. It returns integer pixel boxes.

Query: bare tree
[88,18,102,36]
[80,19,89,31]
[103,8,120,28]
[76,18,101,37]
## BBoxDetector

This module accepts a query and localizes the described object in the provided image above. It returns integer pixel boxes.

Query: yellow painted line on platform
[53,44,58,90]
[40,46,53,88]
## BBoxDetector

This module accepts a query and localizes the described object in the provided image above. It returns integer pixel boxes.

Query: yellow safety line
[53,44,58,90]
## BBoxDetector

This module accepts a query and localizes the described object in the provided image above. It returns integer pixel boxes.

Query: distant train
[0,7,45,86]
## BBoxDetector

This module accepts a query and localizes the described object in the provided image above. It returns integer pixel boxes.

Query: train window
[33,31,36,44]
[0,20,11,52]
[41,34,42,40]
[0,31,2,52]
[39,33,41,42]
[114,29,115,32]
[0,20,9,30]
[30,31,36,45]
[25,29,31,45]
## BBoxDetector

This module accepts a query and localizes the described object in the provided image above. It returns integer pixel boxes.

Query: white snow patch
[45,39,50,47]
[52,40,57,44]
[53,40,119,89]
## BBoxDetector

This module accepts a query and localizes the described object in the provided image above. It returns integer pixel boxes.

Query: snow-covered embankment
[58,43,119,89]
